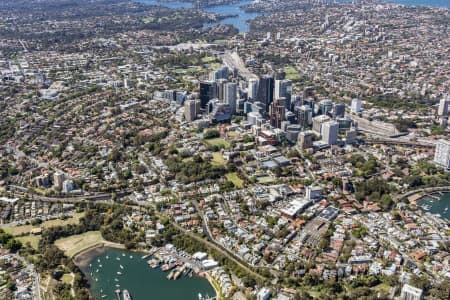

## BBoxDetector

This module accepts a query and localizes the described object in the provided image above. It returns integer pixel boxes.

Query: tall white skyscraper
[224,82,237,114]
[438,97,449,116]
[274,79,292,107]
[434,139,450,169]
[351,98,362,113]
[321,121,339,145]
[248,78,259,101]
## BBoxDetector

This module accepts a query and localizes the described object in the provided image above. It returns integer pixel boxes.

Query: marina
[419,192,450,220]
[80,247,215,300]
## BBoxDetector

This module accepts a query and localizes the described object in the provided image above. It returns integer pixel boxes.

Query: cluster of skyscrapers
[184,65,360,149]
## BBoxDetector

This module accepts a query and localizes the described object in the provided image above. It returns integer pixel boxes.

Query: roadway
[9,188,269,283]
[222,51,258,81]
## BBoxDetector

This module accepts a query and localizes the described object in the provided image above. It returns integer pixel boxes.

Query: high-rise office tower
[184,99,200,122]
[53,172,65,190]
[321,121,339,145]
[209,65,229,81]
[274,79,293,109]
[318,99,333,116]
[275,68,286,80]
[304,98,315,113]
[333,103,346,118]
[312,115,331,134]
[224,82,237,114]
[434,139,450,169]
[199,81,217,108]
[248,78,259,101]
[295,105,312,129]
[298,130,314,150]
[257,74,274,112]
[216,79,228,101]
[303,86,315,99]
[270,97,286,129]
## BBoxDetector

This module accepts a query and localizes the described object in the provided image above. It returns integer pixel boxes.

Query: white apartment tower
[437,97,449,116]
[351,98,362,113]
[321,121,339,145]
[434,139,450,169]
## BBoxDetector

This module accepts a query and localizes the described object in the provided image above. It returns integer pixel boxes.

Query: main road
[222,51,258,81]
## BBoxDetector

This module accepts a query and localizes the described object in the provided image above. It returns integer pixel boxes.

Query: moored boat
[123,289,132,300]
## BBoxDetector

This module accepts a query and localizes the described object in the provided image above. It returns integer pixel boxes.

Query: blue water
[137,0,449,33]
[81,248,215,300]
[138,0,259,32]
[387,0,450,7]
[419,192,450,220]
[337,0,449,7]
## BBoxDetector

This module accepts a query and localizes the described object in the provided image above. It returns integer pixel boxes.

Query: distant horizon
[335,0,450,8]
[386,0,450,8]
[140,0,450,9]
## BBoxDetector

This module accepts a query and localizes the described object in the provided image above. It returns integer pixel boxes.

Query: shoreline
[403,188,450,205]
[73,245,219,299]
[73,242,127,269]
[205,273,222,300]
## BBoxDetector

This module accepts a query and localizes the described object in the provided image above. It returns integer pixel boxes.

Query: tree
[429,280,450,300]
[409,274,431,291]
[203,129,220,139]
[380,194,393,210]
[6,239,22,253]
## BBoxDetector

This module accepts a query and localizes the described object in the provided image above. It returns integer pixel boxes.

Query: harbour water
[138,0,259,32]
[418,192,450,220]
[80,248,215,300]
[387,0,450,7]
[137,0,449,32]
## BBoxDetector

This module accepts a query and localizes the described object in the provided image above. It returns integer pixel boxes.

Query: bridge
[364,138,435,148]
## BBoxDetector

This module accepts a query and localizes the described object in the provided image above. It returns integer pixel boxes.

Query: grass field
[61,273,74,285]
[257,176,276,184]
[285,66,301,81]
[208,62,221,70]
[55,231,105,258]
[212,152,226,166]
[373,283,391,293]
[225,172,244,188]
[3,213,85,236]
[17,235,41,249]
[201,56,217,63]
[227,131,239,138]
[205,138,230,149]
